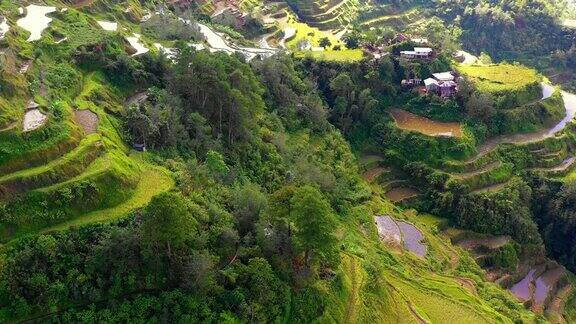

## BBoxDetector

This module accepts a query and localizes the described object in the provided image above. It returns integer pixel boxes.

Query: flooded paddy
[510,269,536,302]
[385,187,419,202]
[97,20,118,31]
[374,215,401,245]
[534,267,565,305]
[23,109,47,132]
[16,5,56,42]
[389,109,463,138]
[397,221,427,257]
[510,266,566,307]
[0,16,9,39]
[126,33,149,56]
[374,215,427,257]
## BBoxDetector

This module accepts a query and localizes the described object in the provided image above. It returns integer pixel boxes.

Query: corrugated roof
[432,72,454,81]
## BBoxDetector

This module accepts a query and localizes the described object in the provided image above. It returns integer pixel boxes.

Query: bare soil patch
[74,110,99,135]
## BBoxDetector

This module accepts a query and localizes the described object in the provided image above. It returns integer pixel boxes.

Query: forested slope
[0,0,575,322]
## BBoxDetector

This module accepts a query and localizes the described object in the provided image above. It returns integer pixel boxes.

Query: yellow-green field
[294,49,364,62]
[282,12,345,49]
[457,64,541,93]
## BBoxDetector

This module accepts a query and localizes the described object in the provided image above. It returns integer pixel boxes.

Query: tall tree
[141,192,198,256]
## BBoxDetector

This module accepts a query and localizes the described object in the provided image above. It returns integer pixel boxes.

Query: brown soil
[457,235,511,250]
[385,187,419,202]
[74,110,99,135]
[362,167,387,182]
[389,108,463,138]
[547,284,572,323]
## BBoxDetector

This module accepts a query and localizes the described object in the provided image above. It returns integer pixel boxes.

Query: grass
[359,8,419,29]
[457,64,540,94]
[286,0,359,28]
[0,134,103,196]
[0,1,552,320]
[453,162,514,190]
[42,157,174,232]
[294,48,364,62]
[282,12,345,49]
[311,182,535,322]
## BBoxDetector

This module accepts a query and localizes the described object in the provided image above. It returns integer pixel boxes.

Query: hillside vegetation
[0,0,575,322]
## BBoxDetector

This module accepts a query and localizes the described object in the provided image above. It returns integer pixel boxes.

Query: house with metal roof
[400,47,434,59]
[423,72,458,98]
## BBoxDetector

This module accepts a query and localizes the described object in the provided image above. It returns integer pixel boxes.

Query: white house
[424,78,439,91]
[400,47,433,59]
[424,72,458,98]
[432,72,455,82]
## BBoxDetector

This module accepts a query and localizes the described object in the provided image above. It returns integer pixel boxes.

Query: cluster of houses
[402,72,459,98]
[212,3,248,28]
[365,34,431,60]
[425,72,458,98]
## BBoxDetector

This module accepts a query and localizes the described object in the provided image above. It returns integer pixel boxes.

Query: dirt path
[548,284,572,323]
[471,181,510,194]
[0,122,17,132]
[532,156,576,173]
[451,161,500,179]
[457,235,511,250]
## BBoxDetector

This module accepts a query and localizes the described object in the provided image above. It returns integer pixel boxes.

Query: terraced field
[287,0,360,29]
[0,1,175,243]
[0,73,174,242]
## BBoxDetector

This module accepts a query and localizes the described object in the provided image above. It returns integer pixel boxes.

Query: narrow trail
[532,156,576,173]
[362,167,387,182]
[470,181,510,194]
[451,161,500,179]
[0,122,17,132]
[548,284,573,323]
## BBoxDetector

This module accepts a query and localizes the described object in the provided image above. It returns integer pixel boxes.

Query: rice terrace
[0,0,575,322]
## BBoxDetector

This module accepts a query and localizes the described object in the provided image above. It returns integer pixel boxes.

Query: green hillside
[287,0,360,29]
[0,0,575,322]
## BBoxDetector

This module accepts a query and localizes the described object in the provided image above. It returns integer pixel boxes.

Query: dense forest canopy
[1,0,576,322]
